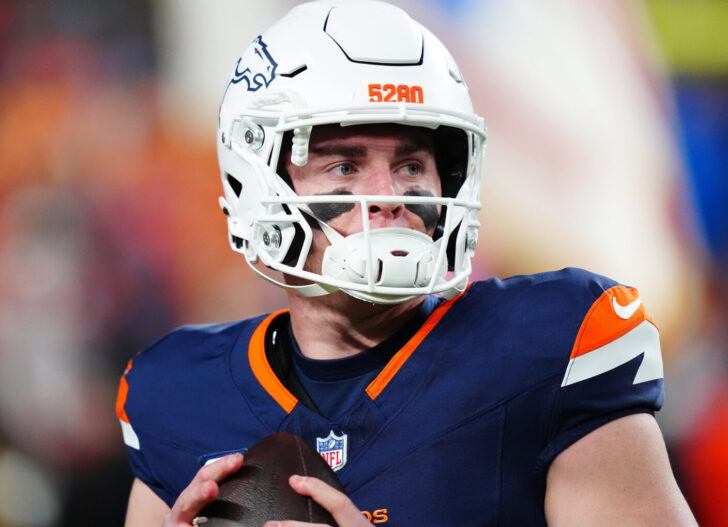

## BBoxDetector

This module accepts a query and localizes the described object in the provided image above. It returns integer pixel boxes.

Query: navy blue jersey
[117,268,664,525]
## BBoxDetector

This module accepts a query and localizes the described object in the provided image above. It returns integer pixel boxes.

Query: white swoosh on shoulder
[612,296,641,320]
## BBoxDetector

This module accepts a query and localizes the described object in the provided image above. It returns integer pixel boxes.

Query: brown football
[198,432,345,526]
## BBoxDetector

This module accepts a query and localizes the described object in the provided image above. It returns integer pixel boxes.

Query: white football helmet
[217,0,486,303]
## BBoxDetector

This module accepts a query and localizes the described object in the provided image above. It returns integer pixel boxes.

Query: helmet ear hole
[433,127,468,198]
[231,235,244,250]
[282,221,306,266]
[446,222,462,272]
[226,174,243,197]
[276,131,295,190]
[279,203,308,266]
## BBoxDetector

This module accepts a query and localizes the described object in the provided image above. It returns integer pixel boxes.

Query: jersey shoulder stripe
[116,358,140,449]
[562,285,662,387]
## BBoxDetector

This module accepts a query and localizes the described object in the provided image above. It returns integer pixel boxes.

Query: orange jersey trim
[116,358,134,423]
[250,290,468,409]
[366,286,470,400]
[570,285,657,359]
[249,310,299,413]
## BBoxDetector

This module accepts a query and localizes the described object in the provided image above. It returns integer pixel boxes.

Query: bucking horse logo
[231,35,278,92]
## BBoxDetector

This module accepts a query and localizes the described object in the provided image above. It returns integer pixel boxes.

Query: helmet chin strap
[244,254,337,297]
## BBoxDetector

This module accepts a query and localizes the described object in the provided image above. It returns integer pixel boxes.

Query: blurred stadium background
[0,0,725,524]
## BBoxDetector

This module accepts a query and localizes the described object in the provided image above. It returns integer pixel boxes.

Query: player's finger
[286,475,371,526]
[193,453,244,484]
[166,479,218,525]
[165,453,244,525]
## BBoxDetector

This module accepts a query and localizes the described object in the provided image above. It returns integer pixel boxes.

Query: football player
[118,1,696,525]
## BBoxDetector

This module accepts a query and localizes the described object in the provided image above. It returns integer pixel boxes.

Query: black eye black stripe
[307,189,438,229]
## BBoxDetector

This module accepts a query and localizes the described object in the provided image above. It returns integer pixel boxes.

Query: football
[197,432,345,526]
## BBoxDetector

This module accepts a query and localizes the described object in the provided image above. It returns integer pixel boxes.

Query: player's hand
[263,475,372,527]
[162,453,244,526]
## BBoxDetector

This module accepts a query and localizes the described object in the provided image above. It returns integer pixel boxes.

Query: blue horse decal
[231,36,278,92]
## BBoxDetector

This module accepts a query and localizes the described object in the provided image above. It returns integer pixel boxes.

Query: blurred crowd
[0,0,725,525]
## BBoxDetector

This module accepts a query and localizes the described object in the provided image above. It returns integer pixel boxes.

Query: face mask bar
[248,103,486,166]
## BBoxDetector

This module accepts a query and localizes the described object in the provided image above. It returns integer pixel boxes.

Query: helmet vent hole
[231,235,243,249]
[280,64,308,78]
[226,174,243,197]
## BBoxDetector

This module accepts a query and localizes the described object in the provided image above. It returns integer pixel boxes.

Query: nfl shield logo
[316,431,348,472]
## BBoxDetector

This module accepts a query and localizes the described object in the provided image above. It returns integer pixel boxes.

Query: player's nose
[366,164,404,220]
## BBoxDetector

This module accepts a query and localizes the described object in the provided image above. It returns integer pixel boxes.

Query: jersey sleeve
[538,282,665,470]
[116,356,178,505]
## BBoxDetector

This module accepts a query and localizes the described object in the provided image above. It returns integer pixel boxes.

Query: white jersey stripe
[120,419,140,450]
[561,320,663,387]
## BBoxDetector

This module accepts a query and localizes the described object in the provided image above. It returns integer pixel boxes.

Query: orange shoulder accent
[116,358,133,423]
[570,285,657,359]
[366,287,470,400]
[249,310,298,413]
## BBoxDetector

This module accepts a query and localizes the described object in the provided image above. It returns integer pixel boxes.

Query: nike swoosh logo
[612,296,641,320]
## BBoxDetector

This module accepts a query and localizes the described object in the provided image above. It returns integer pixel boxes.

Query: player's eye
[331,163,355,176]
[399,163,421,176]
